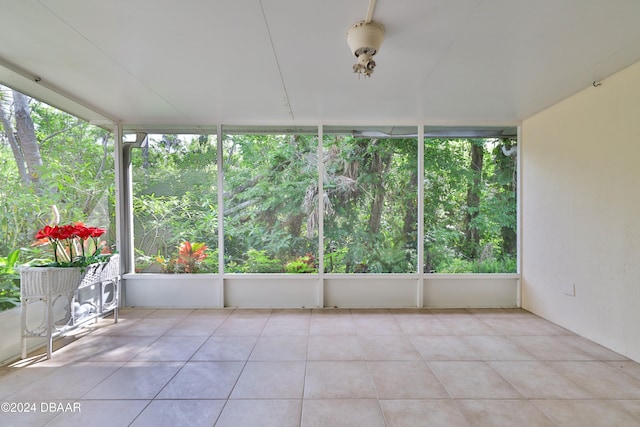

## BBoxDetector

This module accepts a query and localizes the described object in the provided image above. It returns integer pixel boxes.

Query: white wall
[522,60,640,361]
[0,307,47,366]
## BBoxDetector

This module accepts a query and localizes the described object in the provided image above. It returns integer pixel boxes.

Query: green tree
[0,85,115,260]
[132,134,218,272]
[462,139,485,259]
[223,133,317,272]
[424,138,516,273]
[323,135,417,273]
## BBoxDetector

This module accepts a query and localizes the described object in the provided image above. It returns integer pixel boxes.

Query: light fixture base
[347,21,385,77]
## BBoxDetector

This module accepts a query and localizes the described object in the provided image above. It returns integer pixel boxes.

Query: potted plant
[19,222,119,358]
[21,222,116,295]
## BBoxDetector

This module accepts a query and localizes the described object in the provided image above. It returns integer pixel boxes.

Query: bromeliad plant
[32,223,110,267]
[155,241,209,273]
[176,241,208,273]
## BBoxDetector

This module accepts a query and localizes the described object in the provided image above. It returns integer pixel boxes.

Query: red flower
[73,224,93,240]
[88,227,106,238]
[35,225,57,240]
[55,225,76,240]
[34,222,109,266]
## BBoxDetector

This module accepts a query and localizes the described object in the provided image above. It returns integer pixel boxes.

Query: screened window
[131,134,218,273]
[127,128,517,276]
[423,137,517,273]
[223,128,319,273]
[323,127,419,273]
[0,85,115,310]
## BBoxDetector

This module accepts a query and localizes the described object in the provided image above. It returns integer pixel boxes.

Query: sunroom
[1,0,640,425]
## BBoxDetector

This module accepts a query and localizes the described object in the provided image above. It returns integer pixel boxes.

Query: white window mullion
[417,125,425,308]
[217,125,225,305]
[317,124,324,308]
[516,125,522,307]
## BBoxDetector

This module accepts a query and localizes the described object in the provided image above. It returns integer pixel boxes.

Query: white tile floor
[2,308,640,426]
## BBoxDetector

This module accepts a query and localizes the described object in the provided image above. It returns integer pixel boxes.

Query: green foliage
[229,249,283,273]
[130,132,516,274]
[131,134,218,272]
[324,246,348,273]
[322,135,419,272]
[221,133,318,272]
[422,138,517,272]
[285,253,317,273]
[437,258,475,273]
[0,249,21,310]
[0,86,116,311]
[198,249,219,273]
[2,89,518,283]
[474,256,517,273]
[436,255,516,273]
[368,245,417,274]
[0,92,115,247]
[137,246,218,274]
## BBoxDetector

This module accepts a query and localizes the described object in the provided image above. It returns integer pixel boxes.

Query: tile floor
[1,308,640,426]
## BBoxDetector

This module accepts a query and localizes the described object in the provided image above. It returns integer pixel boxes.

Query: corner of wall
[521,60,640,362]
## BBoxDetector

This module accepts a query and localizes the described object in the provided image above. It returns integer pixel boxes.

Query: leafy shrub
[198,249,219,273]
[238,249,283,273]
[285,253,317,273]
[369,245,416,273]
[473,256,516,273]
[436,258,474,273]
[435,256,516,273]
[138,242,215,273]
[0,249,21,311]
[324,247,348,273]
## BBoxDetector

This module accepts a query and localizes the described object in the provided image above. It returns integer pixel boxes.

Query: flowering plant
[175,241,208,273]
[153,241,209,273]
[33,222,111,267]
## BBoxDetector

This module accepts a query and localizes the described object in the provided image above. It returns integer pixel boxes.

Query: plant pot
[20,266,83,298]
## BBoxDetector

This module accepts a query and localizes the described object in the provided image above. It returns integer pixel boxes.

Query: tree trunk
[82,134,111,217]
[499,138,517,256]
[369,183,385,235]
[12,91,42,187]
[0,95,30,184]
[462,140,484,259]
[286,212,305,238]
[402,170,418,238]
[367,144,392,235]
[141,137,150,170]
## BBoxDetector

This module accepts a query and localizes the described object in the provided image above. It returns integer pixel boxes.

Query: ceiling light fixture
[347,0,384,78]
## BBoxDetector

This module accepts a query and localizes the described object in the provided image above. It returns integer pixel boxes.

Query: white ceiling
[2,0,640,132]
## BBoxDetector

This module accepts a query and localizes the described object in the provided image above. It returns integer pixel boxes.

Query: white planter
[19,255,121,358]
[224,275,320,308]
[19,266,83,343]
[123,274,222,308]
[0,255,120,364]
[20,266,82,297]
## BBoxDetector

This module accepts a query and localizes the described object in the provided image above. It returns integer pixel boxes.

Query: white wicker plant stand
[19,254,120,359]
